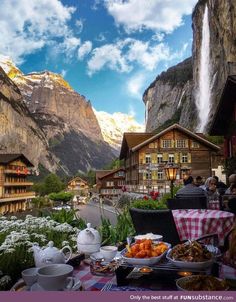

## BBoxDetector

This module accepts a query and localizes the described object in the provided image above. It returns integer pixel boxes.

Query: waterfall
[196,5,211,133]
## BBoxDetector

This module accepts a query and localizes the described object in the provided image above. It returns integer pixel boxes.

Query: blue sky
[0,0,197,124]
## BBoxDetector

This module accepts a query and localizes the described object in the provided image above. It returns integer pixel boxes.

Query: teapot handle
[61,246,72,262]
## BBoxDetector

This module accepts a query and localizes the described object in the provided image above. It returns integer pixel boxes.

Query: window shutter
[151,153,157,164]
[163,153,168,161]
[174,152,179,163]
[152,170,157,180]
[139,153,144,164]
[185,139,189,148]
[171,140,175,148]
[143,172,146,180]
[187,153,192,163]
[179,152,183,163]
[160,140,163,148]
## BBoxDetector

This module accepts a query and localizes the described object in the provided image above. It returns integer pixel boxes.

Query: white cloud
[105,0,197,33]
[59,36,81,58]
[87,38,176,75]
[61,69,67,77]
[78,41,93,60]
[75,19,84,34]
[152,33,165,42]
[87,43,131,76]
[127,73,146,99]
[95,33,107,42]
[0,0,76,63]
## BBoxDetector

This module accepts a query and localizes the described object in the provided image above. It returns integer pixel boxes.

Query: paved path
[75,201,117,227]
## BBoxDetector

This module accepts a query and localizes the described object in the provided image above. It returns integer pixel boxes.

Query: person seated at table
[195,175,204,187]
[225,174,236,194]
[213,175,227,196]
[176,175,206,198]
[203,177,220,209]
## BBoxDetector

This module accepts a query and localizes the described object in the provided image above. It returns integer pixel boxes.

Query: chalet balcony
[4,165,32,175]
[4,182,34,186]
[1,192,36,202]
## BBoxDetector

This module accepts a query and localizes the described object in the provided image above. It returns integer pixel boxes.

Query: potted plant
[129,191,172,236]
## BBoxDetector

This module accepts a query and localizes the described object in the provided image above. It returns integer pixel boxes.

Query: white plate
[166,249,213,270]
[134,233,163,242]
[121,242,171,266]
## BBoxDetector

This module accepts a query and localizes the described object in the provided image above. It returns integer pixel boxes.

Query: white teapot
[32,241,72,267]
[77,223,101,255]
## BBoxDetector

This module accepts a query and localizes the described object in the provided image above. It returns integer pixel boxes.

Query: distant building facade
[96,168,126,198]
[120,124,220,193]
[67,176,89,196]
[0,154,35,214]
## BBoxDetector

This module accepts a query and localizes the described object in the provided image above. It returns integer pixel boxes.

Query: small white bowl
[100,246,118,261]
[21,267,38,287]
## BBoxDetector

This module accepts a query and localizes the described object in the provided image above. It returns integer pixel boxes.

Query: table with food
[11,223,236,292]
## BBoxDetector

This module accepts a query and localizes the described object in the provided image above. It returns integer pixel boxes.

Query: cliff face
[0,67,59,172]
[192,0,236,132]
[0,58,116,175]
[144,0,236,133]
[143,58,195,132]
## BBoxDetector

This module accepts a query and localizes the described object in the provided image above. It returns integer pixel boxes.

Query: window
[181,153,188,163]
[157,171,163,180]
[162,140,171,148]
[116,171,125,177]
[157,154,163,163]
[176,140,186,148]
[192,141,199,148]
[168,154,174,163]
[145,172,152,180]
[106,181,114,187]
[145,154,151,164]
[118,180,125,186]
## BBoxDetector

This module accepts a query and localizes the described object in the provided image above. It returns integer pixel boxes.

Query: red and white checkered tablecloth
[172,209,235,245]
[73,262,116,291]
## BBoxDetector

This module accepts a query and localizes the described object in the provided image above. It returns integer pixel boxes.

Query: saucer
[30,280,82,291]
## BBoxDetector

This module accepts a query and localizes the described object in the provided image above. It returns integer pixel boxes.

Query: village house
[0,154,35,214]
[67,176,89,196]
[96,167,126,199]
[120,124,220,193]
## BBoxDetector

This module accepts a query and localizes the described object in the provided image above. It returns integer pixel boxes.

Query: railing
[4,182,34,186]
[3,192,35,198]
[4,165,31,175]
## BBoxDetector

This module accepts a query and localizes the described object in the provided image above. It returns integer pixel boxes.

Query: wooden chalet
[120,124,220,193]
[96,168,126,199]
[67,176,89,196]
[210,75,236,158]
[0,154,35,214]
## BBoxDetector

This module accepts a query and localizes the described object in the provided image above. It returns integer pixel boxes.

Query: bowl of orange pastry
[121,239,170,266]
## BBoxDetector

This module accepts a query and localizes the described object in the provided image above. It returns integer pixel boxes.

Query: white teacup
[21,267,38,287]
[100,246,118,261]
[37,264,74,291]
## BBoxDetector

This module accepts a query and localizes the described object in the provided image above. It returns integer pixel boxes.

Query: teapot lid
[43,241,60,255]
[77,223,101,244]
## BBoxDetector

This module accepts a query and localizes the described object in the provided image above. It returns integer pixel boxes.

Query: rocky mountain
[0,66,59,172]
[94,109,144,151]
[0,56,116,175]
[144,0,236,134]
[143,58,194,133]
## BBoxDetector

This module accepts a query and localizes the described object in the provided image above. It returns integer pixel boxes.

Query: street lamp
[164,162,179,198]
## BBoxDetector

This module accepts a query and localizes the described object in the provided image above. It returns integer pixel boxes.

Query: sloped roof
[98,167,125,180]
[0,153,34,166]
[132,124,220,152]
[68,176,88,185]
[119,132,153,159]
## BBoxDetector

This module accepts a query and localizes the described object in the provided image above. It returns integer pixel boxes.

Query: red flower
[143,195,149,200]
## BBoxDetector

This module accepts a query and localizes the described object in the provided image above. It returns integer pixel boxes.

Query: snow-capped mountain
[94,109,144,150]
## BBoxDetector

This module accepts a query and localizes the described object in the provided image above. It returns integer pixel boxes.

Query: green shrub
[131,199,167,210]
